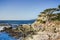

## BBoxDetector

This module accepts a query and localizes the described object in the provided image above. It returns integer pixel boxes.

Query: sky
[0,0,60,20]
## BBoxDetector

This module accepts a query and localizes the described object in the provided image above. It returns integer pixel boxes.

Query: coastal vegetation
[0,5,60,40]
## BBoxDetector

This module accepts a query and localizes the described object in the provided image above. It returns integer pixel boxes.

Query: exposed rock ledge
[0,23,11,31]
[24,31,60,40]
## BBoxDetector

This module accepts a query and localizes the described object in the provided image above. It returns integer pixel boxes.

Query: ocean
[0,20,35,40]
[0,20,35,24]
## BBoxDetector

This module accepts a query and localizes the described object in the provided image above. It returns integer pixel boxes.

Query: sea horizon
[0,19,35,24]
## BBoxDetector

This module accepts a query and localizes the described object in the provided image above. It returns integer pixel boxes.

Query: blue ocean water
[0,20,35,40]
[0,20,35,24]
[0,32,16,40]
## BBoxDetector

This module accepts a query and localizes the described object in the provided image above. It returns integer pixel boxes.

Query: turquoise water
[0,32,16,40]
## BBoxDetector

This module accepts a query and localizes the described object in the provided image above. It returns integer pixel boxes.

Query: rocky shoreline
[0,5,60,40]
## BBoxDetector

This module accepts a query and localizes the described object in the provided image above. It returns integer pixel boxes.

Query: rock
[24,31,60,40]
[0,23,11,31]
[17,37,23,40]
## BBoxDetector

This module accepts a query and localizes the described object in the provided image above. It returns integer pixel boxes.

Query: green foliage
[58,5,60,9]
[39,5,60,22]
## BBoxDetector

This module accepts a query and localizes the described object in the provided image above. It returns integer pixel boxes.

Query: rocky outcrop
[25,31,60,40]
[0,23,11,31]
[25,5,60,40]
